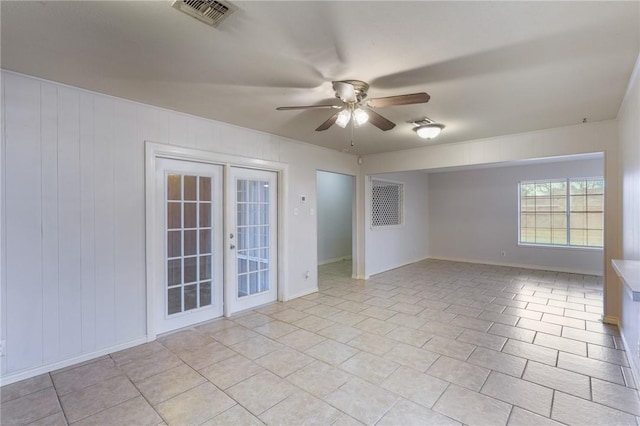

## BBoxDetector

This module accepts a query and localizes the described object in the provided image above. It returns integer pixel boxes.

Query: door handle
[230,244,236,250]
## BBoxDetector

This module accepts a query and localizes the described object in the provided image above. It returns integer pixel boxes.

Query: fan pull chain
[350,119,355,147]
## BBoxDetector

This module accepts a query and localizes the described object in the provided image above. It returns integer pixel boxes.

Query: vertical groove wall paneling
[93,97,116,350]
[113,101,142,342]
[57,87,83,358]
[40,83,60,363]
[5,74,44,371]
[79,92,96,353]
[1,72,7,376]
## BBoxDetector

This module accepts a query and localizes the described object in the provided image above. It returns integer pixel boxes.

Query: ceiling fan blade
[367,110,396,131]
[315,112,340,131]
[276,104,340,111]
[332,81,357,102]
[366,92,430,108]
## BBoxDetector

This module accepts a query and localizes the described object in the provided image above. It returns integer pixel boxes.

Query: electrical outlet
[0,340,5,357]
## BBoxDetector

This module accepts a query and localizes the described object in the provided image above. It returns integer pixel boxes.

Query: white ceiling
[2,1,639,155]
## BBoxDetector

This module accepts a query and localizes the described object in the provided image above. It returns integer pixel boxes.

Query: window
[519,178,604,248]
[371,178,404,227]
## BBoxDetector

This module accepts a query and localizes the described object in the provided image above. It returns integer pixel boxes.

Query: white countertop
[612,259,640,301]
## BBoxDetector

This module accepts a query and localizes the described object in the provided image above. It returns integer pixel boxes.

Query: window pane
[535,214,550,228]
[552,229,567,245]
[587,195,603,212]
[587,213,603,230]
[551,181,566,195]
[535,182,550,196]
[200,229,211,254]
[521,198,535,212]
[587,180,604,195]
[167,259,181,286]
[183,176,196,201]
[570,195,585,211]
[184,230,197,256]
[199,177,211,201]
[200,282,212,307]
[571,228,587,246]
[587,230,603,247]
[168,203,181,229]
[167,174,181,200]
[184,203,197,228]
[551,213,566,228]
[200,255,211,280]
[184,284,197,311]
[168,287,181,315]
[551,196,566,212]
[199,204,211,227]
[535,228,552,244]
[184,256,197,283]
[521,228,536,243]
[168,231,181,258]
[570,212,586,229]
[570,180,586,195]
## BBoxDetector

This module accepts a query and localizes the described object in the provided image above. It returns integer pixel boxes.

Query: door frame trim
[144,141,289,341]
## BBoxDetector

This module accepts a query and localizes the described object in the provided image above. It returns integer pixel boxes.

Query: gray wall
[317,171,353,264]
[427,158,604,275]
[365,171,429,277]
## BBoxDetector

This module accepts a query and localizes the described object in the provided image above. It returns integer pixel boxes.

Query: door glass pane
[184,176,197,201]
[167,203,181,229]
[184,203,197,228]
[184,284,197,311]
[184,230,197,256]
[168,287,182,315]
[167,259,182,286]
[167,175,181,200]
[184,256,197,283]
[237,178,271,299]
[166,171,217,316]
[200,282,212,307]
[200,177,211,201]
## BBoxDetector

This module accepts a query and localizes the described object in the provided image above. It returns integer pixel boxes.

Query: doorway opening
[316,170,355,280]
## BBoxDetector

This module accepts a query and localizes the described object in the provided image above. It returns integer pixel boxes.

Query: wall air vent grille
[171,0,235,28]
[371,178,404,228]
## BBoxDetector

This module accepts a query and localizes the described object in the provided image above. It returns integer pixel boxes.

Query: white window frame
[518,177,604,249]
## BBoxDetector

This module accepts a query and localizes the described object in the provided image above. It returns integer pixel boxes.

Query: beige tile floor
[3,259,640,425]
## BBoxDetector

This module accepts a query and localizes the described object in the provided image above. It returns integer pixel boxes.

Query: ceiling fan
[276,80,430,132]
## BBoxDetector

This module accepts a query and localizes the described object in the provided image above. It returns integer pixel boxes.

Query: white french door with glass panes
[155,158,223,334]
[226,167,278,314]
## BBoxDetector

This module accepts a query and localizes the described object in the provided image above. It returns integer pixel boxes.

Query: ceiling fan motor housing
[335,80,370,102]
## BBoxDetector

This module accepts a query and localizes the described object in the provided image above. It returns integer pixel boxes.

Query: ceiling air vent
[171,0,235,28]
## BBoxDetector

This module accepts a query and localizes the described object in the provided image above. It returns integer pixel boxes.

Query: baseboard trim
[618,326,640,393]
[285,286,318,301]
[0,336,148,386]
[318,256,352,266]
[427,256,603,277]
[367,257,430,278]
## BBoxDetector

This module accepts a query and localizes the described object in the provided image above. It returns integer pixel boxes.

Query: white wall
[0,71,359,383]
[317,171,353,264]
[618,56,640,384]
[364,171,429,277]
[428,158,604,275]
[360,120,621,322]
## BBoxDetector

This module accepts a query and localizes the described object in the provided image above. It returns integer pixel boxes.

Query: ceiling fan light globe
[415,124,444,139]
[336,109,351,128]
[353,108,369,126]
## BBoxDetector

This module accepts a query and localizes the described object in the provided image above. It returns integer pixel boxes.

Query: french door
[226,167,278,315]
[154,158,278,333]
[155,158,224,334]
